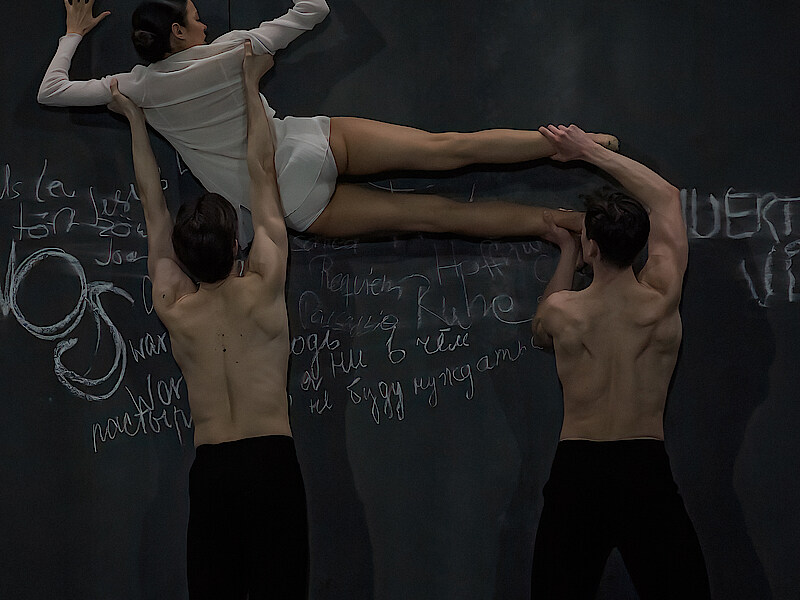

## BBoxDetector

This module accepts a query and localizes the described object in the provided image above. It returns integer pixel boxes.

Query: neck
[588,260,637,289]
[197,263,241,291]
[166,39,204,58]
[165,41,189,58]
[197,279,226,292]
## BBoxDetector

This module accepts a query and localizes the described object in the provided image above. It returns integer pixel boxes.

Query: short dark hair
[172,193,239,283]
[131,0,188,63]
[583,188,650,268]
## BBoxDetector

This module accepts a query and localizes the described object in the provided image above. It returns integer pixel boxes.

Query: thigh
[247,499,309,600]
[246,438,310,600]
[617,483,710,599]
[531,484,613,600]
[329,116,458,176]
[186,457,247,600]
[306,182,452,238]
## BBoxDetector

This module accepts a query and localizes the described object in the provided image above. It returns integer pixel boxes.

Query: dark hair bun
[131,28,168,63]
[131,0,187,63]
[132,29,156,48]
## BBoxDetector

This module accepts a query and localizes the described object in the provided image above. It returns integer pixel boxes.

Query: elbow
[37,85,55,105]
[664,183,681,204]
[248,160,276,186]
[37,81,66,106]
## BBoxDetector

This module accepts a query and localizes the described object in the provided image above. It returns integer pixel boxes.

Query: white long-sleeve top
[38,0,330,226]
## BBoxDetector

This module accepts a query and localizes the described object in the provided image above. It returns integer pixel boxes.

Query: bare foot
[588,133,619,152]
[551,208,584,233]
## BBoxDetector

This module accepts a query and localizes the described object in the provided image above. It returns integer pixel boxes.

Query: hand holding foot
[542,210,577,247]
[550,208,584,233]
[539,124,609,162]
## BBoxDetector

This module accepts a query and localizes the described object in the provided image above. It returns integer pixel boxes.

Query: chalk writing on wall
[682,188,800,305]
[1,241,133,401]
[1,157,190,452]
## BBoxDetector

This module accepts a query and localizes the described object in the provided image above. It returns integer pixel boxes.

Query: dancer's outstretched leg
[327,117,618,176]
[305,183,583,240]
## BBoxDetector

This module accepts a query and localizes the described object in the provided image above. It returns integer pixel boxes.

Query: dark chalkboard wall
[2,1,799,598]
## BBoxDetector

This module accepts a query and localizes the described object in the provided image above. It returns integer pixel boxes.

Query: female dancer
[40,0,616,239]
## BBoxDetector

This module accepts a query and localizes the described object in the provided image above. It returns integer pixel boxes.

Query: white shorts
[273,115,339,231]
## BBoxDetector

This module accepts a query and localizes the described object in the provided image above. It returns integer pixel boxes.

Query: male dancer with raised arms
[530,124,710,599]
[108,43,307,598]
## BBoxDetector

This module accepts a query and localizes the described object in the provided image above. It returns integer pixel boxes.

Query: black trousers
[531,439,710,600]
[187,435,309,600]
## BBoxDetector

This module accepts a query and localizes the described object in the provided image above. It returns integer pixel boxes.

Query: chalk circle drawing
[3,242,133,401]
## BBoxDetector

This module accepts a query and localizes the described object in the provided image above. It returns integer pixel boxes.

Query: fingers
[538,125,557,142]
[539,124,575,132]
[64,0,111,35]
[243,40,275,83]
[539,124,569,138]
[566,124,586,135]
[106,79,120,112]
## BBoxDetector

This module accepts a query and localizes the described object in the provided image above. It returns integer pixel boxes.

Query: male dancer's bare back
[159,265,291,445]
[543,264,683,441]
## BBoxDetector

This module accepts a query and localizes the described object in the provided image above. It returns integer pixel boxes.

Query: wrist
[581,140,614,167]
[559,243,579,257]
[581,141,605,162]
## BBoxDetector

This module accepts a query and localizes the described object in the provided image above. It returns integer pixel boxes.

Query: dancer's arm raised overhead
[241,42,286,286]
[106,79,195,311]
[531,212,580,351]
[539,124,687,301]
[37,0,116,105]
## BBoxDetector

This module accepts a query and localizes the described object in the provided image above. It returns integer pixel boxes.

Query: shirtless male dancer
[529,124,710,599]
[108,44,306,598]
